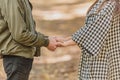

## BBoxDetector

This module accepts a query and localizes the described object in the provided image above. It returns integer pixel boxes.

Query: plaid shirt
[72,0,120,80]
[72,0,115,55]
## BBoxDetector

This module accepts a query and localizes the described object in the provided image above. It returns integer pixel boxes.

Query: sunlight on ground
[0,60,6,80]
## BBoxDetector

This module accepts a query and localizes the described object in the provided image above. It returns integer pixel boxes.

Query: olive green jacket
[0,0,49,58]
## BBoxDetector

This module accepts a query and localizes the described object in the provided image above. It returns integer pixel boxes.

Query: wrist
[43,36,49,47]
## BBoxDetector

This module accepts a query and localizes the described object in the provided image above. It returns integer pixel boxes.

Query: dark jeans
[3,55,33,80]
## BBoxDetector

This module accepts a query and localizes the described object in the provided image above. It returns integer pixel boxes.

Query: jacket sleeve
[2,0,49,47]
[72,2,115,55]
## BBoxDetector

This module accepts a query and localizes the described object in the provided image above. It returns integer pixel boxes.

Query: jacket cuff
[43,36,49,47]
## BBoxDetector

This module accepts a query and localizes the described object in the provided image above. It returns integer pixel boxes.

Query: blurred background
[0,0,94,80]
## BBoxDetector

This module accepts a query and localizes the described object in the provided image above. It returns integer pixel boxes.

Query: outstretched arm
[56,36,76,47]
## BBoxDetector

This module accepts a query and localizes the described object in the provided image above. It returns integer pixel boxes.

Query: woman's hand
[55,36,76,47]
[57,41,68,47]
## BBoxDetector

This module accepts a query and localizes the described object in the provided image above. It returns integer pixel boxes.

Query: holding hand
[46,36,77,51]
[47,36,57,51]
[55,36,77,47]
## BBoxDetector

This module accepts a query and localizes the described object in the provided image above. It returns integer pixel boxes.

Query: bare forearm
[64,39,76,46]
[55,36,76,47]
[65,36,72,41]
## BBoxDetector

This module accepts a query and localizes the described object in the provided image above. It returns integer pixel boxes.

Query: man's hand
[47,36,57,51]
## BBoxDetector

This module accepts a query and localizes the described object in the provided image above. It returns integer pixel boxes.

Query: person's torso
[0,0,36,58]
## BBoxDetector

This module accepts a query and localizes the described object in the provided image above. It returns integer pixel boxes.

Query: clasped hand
[46,36,69,51]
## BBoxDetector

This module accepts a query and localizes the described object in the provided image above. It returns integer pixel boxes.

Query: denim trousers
[3,55,33,80]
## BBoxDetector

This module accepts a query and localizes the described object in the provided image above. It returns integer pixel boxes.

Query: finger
[56,42,62,46]
[48,47,55,51]
[55,37,64,42]
[51,45,57,51]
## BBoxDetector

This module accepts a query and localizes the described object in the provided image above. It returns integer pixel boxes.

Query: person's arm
[2,0,49,47]
[57,39,76,47]
[55,36,72,42]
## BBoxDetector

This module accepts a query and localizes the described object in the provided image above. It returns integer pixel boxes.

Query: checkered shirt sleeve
[72,2,115,55]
